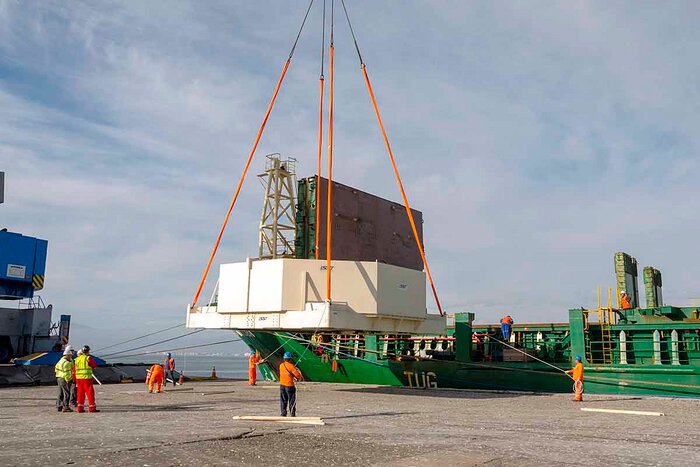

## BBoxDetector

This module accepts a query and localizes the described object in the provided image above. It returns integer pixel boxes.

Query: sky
[1,1,699,355]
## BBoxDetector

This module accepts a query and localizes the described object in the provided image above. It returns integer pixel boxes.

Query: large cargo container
[295,176,425,271]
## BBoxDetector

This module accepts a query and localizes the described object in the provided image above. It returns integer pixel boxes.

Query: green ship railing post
[455,312,474,362]
[569,309,587,363]
[365,335,378,361]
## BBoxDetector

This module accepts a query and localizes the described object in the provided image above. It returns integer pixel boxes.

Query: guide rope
[488,336,571,377]
[259,332,700,394]
[265,332,567,376]
[191,1,314,307]
[274,332,385,367]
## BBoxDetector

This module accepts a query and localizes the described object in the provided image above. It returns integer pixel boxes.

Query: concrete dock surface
[1,380,699,466]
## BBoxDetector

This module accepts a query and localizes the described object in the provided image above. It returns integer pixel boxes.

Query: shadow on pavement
[324,411,418,420]
[336,386,528,400]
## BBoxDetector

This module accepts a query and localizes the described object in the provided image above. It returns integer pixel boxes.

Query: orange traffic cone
[331,359,337,373]
[573,380,583,401]
[211,366,218,379]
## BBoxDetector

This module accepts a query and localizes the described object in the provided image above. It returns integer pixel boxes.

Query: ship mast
[257,153,297,259]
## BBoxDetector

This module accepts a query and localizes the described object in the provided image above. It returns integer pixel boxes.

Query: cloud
[1,0,699,357]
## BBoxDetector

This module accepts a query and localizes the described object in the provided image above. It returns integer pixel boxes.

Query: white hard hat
[620,290,626,294]
[65,345,73,352]
[63,349,72,356]
[77,349,83,355]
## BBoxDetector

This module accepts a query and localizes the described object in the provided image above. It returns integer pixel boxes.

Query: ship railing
[48,320,61,337]
[13,295,47,310]
[586,331,697,365]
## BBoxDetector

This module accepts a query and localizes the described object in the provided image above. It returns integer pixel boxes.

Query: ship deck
[1,380,698,466]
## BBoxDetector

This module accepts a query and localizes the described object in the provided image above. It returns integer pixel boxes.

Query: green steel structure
[242,305,700,397]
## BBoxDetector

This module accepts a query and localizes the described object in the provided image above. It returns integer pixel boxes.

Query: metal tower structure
[258,154,297,259]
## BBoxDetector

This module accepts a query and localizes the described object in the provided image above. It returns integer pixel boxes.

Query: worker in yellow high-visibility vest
[54,349,74,413]
[74,345,99,413]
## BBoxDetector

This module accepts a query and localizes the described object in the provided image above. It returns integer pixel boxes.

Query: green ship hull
[241,306,700,397]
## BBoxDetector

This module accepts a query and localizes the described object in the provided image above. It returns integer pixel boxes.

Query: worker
[566,356,585,401]
[69,348,80,408]
[248,351,261,386]
[163,353,176,386]
[620,291,632,310]
[500,315,514,340]
[74,345,99,413]
[54,348,74,412]
[148,363,165,393]
[279,352,302,417]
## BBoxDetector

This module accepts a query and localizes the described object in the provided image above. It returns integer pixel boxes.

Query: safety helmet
[283,351,293,360]
[575,356,582,361]
[620,290,626,295]
[64,345,73,352]
[167,353,171,357]
[82,345,91,353]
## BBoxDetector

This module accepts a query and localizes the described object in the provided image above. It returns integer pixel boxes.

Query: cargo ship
[185,4,699,397]
[187,160,700,397]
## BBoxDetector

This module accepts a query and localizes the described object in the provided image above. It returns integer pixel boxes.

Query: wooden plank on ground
[233,415,325,425]
[581,408,664,416]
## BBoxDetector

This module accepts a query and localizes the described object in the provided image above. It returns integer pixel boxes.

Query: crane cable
[339,0,444,316]
[101,329,204,358]
[109,337,242,360]
[92,323,185,353]
[190,0,315,308]
[314,0,326,260]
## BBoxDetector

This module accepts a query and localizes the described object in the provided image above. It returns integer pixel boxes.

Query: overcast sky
[1,1,699,355]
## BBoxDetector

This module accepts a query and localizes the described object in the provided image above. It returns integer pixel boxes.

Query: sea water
[114,354,250,379]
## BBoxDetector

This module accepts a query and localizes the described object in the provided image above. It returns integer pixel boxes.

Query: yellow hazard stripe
[32,274,44,290]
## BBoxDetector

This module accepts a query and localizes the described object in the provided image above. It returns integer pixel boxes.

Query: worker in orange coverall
[248,351,262,386]
[147,363,165,393]
[566,356,585,401]
[620,291,632,309]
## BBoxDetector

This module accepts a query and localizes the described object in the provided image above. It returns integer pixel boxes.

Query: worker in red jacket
[163,353,176,386]
[74,345,99,413]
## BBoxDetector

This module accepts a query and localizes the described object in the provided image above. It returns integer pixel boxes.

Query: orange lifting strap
[361,64,443,316]
[191,0,315,307]
[340,0,444,315]
[315,76,324,260]
[192,0,444,316]
[325,1,335,301]
[315,0,327,260]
